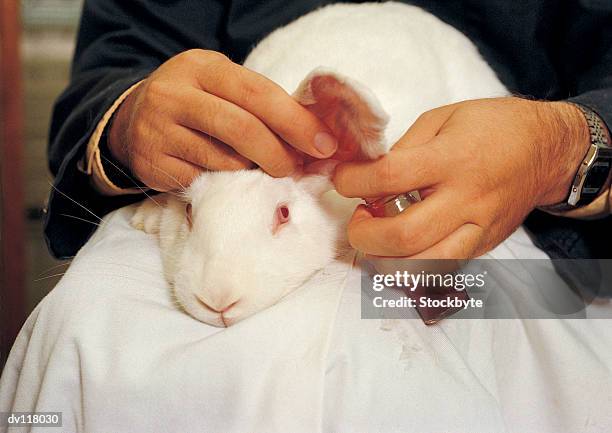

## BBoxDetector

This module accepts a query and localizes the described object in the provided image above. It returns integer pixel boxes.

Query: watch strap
[541,103,612,213]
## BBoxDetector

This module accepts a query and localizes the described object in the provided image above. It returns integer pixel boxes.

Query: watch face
[581,160,611,198]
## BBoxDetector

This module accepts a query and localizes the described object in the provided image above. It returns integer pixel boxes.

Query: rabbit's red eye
[272,204,290,234]
[186,203,193,229]
[279,205,289,220]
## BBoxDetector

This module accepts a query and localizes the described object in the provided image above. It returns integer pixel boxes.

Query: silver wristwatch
[542,103,612,212]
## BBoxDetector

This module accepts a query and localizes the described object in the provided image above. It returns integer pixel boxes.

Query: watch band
[542,103,612,213]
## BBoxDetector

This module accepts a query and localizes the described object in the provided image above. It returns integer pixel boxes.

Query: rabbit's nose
[194,293,239,314]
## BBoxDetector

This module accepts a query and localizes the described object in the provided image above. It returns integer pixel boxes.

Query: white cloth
[1,206,611,433]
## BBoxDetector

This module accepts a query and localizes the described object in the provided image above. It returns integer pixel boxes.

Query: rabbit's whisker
[48,182,103,222]
[150,164,187,191]
[100,154,163,208]
[34,272,67,282]
[59,213,101,227]
[36,261,71,278]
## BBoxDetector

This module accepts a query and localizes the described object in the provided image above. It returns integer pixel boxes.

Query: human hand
[333,97,590,259]
[108,49,338,191]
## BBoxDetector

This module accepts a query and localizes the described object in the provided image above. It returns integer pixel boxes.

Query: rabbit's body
[132,2,509,326]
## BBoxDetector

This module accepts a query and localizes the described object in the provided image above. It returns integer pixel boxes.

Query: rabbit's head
[170,70,389,326]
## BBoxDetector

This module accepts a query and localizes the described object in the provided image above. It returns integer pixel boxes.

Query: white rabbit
[132,70,388,327]
[131,2,508,327]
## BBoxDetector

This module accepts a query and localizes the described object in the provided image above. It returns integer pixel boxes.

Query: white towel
[1,206,611,433]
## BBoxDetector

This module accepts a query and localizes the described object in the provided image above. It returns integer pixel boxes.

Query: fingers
[174,88,301,176]
[334,143,446,198]
[347,190,465,256]
[333,104,459,198]
[166,125,255,171]
[195,55,338,159]
[406,223,484,260]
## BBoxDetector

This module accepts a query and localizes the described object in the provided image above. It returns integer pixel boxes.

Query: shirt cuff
[80,80,146,196]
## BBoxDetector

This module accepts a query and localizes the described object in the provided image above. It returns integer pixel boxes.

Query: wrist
[108,90,136,169]
[535,100,591,207]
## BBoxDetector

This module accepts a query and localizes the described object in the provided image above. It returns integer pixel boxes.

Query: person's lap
[1,204,611,433]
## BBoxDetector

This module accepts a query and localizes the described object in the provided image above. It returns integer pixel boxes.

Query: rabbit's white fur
[133,171,354,327]
[131,2,508,326]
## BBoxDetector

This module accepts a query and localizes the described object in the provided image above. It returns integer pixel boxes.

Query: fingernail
[314,132,338,157]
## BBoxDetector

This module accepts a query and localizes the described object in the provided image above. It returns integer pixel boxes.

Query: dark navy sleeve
[45,0,227,258]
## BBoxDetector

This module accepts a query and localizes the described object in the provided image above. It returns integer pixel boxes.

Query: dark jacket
[47,0,612,265]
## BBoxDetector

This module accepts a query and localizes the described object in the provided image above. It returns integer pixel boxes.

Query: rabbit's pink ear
[293,68,389,162]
